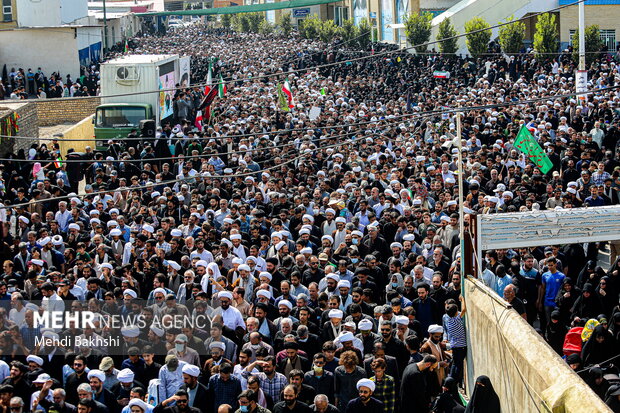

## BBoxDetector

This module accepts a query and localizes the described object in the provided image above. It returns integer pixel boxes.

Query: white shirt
[217,306,245,331]
[9,306,27,327]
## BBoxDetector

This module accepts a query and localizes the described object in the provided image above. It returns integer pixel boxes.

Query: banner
[179,56,191,87]
[158,70,175,121]
[514,126,553,174]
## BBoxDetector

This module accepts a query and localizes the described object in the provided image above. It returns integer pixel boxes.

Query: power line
[2,80,617,146]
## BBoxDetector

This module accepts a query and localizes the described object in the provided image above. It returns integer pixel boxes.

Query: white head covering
[182,364,201,377]
[26,355,44,366]
[87,369,106,382]
[117,368,135,383]
[357,378,376,392]
[428,324,444,334]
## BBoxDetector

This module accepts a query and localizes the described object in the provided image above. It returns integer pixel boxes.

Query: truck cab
[94,103,153,150]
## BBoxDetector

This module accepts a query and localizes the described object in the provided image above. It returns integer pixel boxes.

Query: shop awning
[137,0,342,16]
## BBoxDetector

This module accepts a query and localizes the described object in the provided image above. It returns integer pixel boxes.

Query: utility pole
[576,0,587,103]
[456,112,466,280]
[103,0,108,52]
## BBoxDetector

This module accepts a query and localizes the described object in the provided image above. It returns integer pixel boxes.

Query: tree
[533,13,558,60]
[498,15,525,54]
[572,25,603,65]
[220,13,232,29]
[258,19,275,35]
[318,19,339,43]
[464,17,491,58]
[298,15,321,40]
[231,14,250,32]
[339,18,359,44]
[436,18,458,55]
[247,12,265,33]
[279,12,293,37]
[404,12,433,53]
[357,18,372,50]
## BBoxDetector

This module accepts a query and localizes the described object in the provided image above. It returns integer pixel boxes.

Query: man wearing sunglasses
[154,390,200,413]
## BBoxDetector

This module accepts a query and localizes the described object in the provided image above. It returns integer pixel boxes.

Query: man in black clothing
[2,362,32,407]
[272,384,312,413]
[287,370,316,406]
[154,390,201,413]
[66,356,90,405]
[344,379,384,413]
[400,355,438,413]
[180,364,210,413]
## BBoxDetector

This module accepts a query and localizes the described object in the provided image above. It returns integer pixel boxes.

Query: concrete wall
[559,4,620,44]
[0,101,39,155]
[34,97,101,126]
[0,27,81,79]
[61,0,88,24]
[16,0,61,26]
[464,277,612,412]
[58,114,95,154]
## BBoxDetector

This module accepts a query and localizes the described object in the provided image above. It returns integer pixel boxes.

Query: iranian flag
[282,79,294,109]
[433,71,450,79]
[203,62,213,122]
[218,74,226,98]
[124,40,129,53]
[195,110,203,131]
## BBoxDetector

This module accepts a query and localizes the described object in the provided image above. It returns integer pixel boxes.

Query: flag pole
[456,111,466,281]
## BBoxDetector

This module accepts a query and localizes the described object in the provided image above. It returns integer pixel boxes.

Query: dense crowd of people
[0,22,619,413]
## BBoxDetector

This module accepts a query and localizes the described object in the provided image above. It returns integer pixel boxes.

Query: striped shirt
[443,313,467,348]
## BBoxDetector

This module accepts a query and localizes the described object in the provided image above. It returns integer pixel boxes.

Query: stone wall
[464,277,612,412]
[34,97,101,127]
[0,101,39,155]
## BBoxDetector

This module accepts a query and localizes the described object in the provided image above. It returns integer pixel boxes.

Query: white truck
[95,54,190,149]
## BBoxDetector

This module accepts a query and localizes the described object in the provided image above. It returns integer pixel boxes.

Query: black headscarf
[581,324,617,367]
[464,375,500,413]
[570,283,603,320]
[433,377,465,413]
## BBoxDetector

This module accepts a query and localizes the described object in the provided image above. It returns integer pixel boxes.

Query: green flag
[514,125,553,174]
[320,87,326,95]
[277,83,290,112]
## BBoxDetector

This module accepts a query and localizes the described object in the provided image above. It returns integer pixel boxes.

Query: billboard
[179,56,191,87]
[158,64,176,121]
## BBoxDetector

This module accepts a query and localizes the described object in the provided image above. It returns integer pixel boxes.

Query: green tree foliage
[258,18,275,35]
[298,15,321,39]
[279,12,293,37]
[572,25,603,65]
[231,13,249,32]
[404,12,433,53]
[339,19,358,44]
[498,15,525,54]
[247,12,265,33]
[220,13,232,29]
[357,18,372,49]
[464,17,491,58]
[437,18,458,55]
[318,19,339,43]
[533,13,558,60]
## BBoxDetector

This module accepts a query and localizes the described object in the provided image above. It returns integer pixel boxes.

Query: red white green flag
[282,79,294,109]
[218,74,226,98]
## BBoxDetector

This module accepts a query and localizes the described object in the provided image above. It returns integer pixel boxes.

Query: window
[600,29,616,52]
[570,29,616,52]
[334,6,349,26]
[95,106,147,128]
[2,0,11,22]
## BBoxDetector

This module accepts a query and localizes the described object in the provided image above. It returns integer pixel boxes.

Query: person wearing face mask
[169,334,200,367]
[235,390,270,413]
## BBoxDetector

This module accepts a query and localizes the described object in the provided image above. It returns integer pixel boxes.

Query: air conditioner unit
[115,65,140,85]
